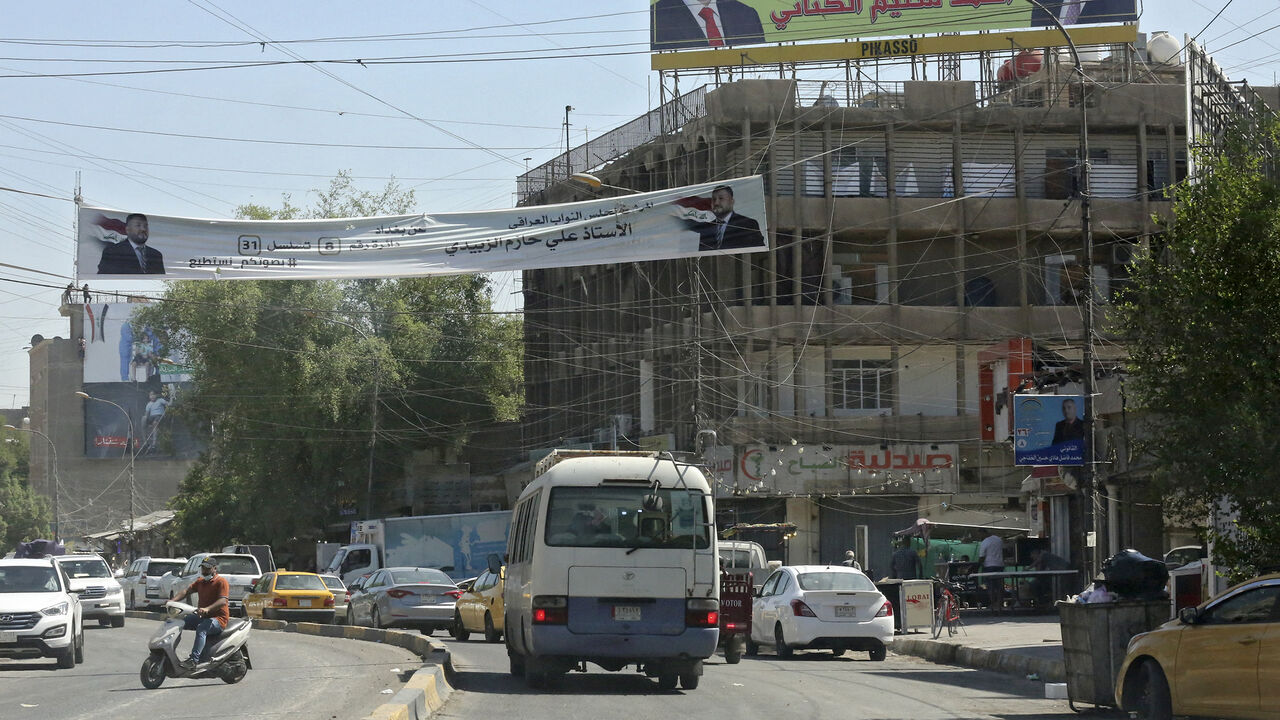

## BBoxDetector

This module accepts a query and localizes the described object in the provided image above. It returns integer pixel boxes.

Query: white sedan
[748,565,894,660]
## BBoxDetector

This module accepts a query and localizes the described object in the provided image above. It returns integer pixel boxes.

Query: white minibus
[502,450,719,690]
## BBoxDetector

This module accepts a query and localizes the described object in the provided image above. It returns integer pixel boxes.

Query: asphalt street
[0,616,421,720]
[434,635,1084,720]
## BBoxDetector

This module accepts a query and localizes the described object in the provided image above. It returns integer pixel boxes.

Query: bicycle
[931,577,965,639]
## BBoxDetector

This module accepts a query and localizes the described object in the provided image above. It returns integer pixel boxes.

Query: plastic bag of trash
[1076,582,1117,603]
[1101,549,1169,600]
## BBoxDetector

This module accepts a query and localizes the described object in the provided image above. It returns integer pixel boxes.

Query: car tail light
[386,589,414,599]
[271,597,287,607]
[875,601,893,618]
[324,595,335,607]
[791,599,817,617]
[686,598,719,627]
[532,595,568,625]
[444,589,463,599]
[345,591,351,601]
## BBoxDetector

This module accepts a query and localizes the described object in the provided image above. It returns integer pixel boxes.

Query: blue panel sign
[1013,395,1085,466]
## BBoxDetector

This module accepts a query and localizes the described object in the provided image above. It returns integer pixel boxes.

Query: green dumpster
[1057,600,1170,709]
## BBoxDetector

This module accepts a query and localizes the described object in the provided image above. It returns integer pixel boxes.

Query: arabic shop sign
[730,443,958,495]
[76,176,767,281]
[650,0,1137,53]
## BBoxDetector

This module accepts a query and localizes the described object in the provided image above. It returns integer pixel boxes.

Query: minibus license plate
[835,606,856,617]
[613,606,641,622]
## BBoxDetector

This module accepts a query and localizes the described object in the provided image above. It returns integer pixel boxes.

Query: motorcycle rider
[172,557,230,670]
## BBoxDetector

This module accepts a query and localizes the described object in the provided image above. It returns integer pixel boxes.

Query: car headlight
[105,586,123,596]
[42,601,70,616]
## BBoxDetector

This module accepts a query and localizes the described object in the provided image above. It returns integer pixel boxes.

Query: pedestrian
[978,531,1006,612]
[82,283,91,304]
[841,550,861,570]
[62,283,74,304]
[890,539,922,580]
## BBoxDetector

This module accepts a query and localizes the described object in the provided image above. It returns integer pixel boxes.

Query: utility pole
[564,105,574,181]
[1026,0,1098,578]
[5,424,59,541]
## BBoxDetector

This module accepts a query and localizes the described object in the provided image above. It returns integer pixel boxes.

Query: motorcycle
[140,600,252,689]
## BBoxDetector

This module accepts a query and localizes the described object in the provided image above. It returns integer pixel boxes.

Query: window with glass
[388,568,453,586]
[797,571,876,592]
[0,566,61,593]
[274,574,327,591]
[1204,585,1280,625]
[544,486,711,549]
[213,557,259,575]
[57,557,111,579]
[832,359,893,411]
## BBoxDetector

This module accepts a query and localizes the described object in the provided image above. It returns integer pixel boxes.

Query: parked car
[52,554,126,627]
[244,571,335,623]
[120,556,186,610]
[0,558,85,668]
[163,553,262,616]
[452,565,504,642]
[748,565,894,660]
[1116,573,1280,720]
[1163,545,1207,570]
[319,574,349,622]
[346,566,461,633]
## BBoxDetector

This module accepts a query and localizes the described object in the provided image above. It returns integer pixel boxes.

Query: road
[435,636,1081,720]
[0,616,421,720]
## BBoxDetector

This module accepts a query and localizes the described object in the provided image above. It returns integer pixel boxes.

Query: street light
[570,173,644,195]
[3,423,60,541]
[75,390,135,545]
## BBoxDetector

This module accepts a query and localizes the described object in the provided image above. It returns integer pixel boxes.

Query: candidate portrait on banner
[1013,395,1086,466]
[92,212,166,275]
[1031,0,1137,27]
[651,0,766,51]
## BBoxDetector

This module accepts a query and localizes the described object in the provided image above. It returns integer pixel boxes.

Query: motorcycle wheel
[220,657,248,684]
[140,654,167,689]
[724,635,744,664]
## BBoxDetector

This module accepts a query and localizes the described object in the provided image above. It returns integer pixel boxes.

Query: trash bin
[1057,600,1170,709]
[875,579,905,633]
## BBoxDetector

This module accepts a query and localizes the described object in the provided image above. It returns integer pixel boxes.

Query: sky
[1,0,1276,408]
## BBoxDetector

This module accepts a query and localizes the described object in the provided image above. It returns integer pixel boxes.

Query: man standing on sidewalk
[978,532,1006,612]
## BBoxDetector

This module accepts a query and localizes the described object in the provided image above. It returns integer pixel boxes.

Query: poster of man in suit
[651,0,766,50]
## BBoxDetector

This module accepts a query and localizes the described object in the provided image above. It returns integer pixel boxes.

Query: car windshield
[212,557,259,575]
[275,574,326,591]
[148,561,183,576]
[545,486,711,549]
[320,576,345,591]
[0,566,61,592]
[58,558,111,578]
[389,569,453,586]
[797,571,876,592]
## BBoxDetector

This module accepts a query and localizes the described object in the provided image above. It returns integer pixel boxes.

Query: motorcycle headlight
[42,601,70,616]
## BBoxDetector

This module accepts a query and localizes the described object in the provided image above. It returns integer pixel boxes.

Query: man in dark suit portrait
[651,0,766,51]
[697,185,764,251]
[97,213,165,275]
[1051,398,1086,445]
[1032,0,1136,27]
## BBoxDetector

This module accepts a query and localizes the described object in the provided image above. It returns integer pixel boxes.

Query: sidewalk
[890,613,1066,683]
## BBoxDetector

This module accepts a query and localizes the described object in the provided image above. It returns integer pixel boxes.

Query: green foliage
[0,430,52,553]
[140,174,522,551]
[1118,115,1280,582]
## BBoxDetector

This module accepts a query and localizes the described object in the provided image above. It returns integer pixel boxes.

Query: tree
[0,428,52,553]
[1118,114,1280,581]
[141,174,522,550]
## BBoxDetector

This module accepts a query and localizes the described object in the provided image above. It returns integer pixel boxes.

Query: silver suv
[121,556,186,610]
[0,558,85,668]
[53,554,126,627]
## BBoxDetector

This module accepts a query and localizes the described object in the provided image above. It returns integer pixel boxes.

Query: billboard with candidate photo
[1013,394,1086,466]
[650,0,1138,52]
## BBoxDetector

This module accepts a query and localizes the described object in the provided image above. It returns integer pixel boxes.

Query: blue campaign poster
[1013,395,1086,466]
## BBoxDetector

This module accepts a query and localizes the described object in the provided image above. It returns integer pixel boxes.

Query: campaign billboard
[80,303,201,460]
[75,176,767,281]
[1012,394,1086,466]
[650,0,1138,52]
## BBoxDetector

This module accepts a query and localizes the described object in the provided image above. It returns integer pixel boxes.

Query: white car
[53,554,126,627]
[748,565,894,660]
[319,574,348,622]
[121,556,187,610]
[0,558,85,667]
[164,553,262,616]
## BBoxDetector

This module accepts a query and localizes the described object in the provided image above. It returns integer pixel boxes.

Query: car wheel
[111,615,125,628]
[774,624,792,659]
[56,643,75,669]
[656,672,678,690]
[508,652,525,677]
[745,635,759,656]
[724,635,744,664]
[129,591,137,610]
[484,613,501,643]
[1132,661,1173,720]
[451,612,470,641]
[869,645,887,662]
[371,606,383,629]
[74,629,84,664]
[346,607,355,626]
[831,647,846,658]
[98,618,111,627]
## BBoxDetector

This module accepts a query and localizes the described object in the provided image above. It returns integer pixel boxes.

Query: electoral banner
[650,0,1138,52]
[1013,394,1086,466]
[76,176,768,281]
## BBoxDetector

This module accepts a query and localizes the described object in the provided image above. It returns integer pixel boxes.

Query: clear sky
[1,1,1275,407]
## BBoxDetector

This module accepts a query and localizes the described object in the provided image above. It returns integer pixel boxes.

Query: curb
[125,611,455,718]
[891,637,1066,684]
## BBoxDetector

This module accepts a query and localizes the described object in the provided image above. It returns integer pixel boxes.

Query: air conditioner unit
[1111,243,1139,265]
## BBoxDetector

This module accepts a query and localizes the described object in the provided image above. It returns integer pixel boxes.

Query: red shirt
[189,574,231,628]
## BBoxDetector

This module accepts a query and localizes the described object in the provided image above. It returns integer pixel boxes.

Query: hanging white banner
[76,176,767,280]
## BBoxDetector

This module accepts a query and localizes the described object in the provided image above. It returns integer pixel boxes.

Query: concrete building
[517,42,1187,577]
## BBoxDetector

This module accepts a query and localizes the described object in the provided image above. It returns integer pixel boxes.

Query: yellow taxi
[452,564,504,642]
[244,571,336,624]
[1116,573,1280,720]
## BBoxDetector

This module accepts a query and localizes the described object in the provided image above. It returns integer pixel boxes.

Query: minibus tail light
[533,595,568,625]
[686,598,719,628]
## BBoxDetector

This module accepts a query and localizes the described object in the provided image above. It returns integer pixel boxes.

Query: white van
[503,450,719,690]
